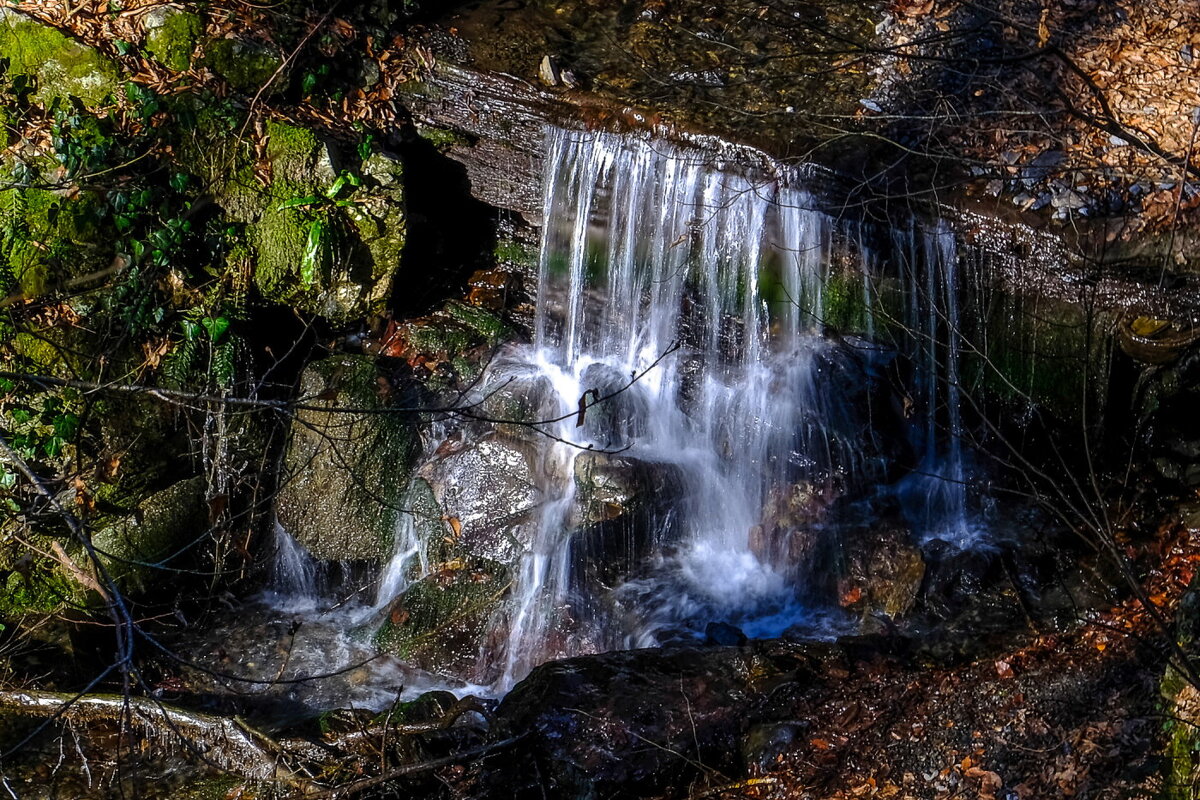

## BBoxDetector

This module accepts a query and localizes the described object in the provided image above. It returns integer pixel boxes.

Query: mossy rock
[353,152,407,287]
[235,124,404,323]
[374,556,510,677]
[275,355,418,562]
[0,10,120,107]
[0,186,112,299]
[91,476,208,594]
[202,37,282,93]
[0,548,82,619]
[143,8,203,72]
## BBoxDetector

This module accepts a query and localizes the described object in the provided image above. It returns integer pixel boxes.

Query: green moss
[373,557,509,666]
[144,9,203,72]
[0,187,110,300]
[820,271,870,334]
[202,38,282,93]
[354,153,406,288]
[415,124,470,151]
[249,204,326,303]
[0,566,79,617]
[0,10,120,106]
[972,295,1109,422]
[494,238,536,269]
[400,317,475,355]
[443,300,509,343]
[265,120,322,178]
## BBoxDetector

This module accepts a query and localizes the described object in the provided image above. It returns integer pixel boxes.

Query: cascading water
[480,129,860,689]
[360,127,984,691]
[250,125,990,699]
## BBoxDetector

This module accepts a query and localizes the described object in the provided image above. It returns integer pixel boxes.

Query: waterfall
[370,127,980,691]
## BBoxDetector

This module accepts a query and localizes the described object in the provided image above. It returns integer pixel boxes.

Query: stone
[487,641,828,798]
[275,356,416,563]
[417,434,540,569]
[92,477,208,594]
[143,8,203,72]
[842,521,926,623]
[0,11,120,107]
[572,452,663,525]
[237,123,405,324]
[373,556,510,677]
[203,37,283,93]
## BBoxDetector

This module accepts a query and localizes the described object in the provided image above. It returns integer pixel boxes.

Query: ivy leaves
[275,170,363,289]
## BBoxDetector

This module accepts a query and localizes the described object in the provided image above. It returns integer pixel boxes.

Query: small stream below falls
[209,126,1017,708]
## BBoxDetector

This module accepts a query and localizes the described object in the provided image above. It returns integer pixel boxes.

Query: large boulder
[486,641,831,799]
[276,356,417,563]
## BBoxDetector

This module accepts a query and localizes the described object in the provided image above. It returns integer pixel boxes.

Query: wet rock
[488,642,826,798]
[742,721,804,771]
[572,452,675,525]
[842,521,926,624]
[466,269,521,311]
[568,454,683,588]
[750,480,838,576]
[705,621,748,647]
[276,356,417,563]
[575,362,650,449]
[418,433,540,569]
[374,556,510,678]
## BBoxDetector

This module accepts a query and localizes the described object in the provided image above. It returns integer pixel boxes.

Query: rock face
[276,356,416,563]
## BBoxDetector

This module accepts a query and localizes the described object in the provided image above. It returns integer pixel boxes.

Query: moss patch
[202,37,282,93]
[0,10,120,107]
[0,186,110,299]
[144,8,203,72]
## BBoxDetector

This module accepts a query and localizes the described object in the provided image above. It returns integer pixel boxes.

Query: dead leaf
[1038,8,1051,47]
